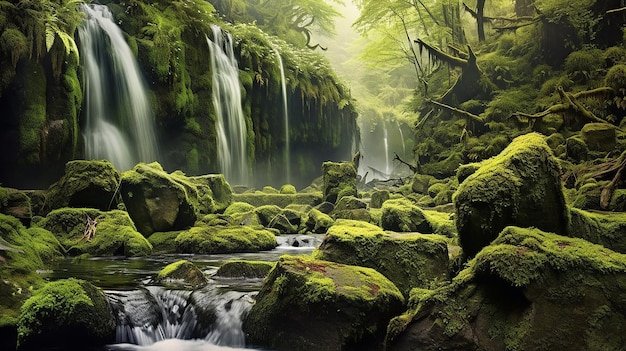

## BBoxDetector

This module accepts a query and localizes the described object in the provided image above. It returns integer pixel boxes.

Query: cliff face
[0,0,358,189]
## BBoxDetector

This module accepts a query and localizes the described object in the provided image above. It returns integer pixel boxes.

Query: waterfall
[207,25,248,185]
[274,48,291,184]
[383,122,391,176]
[107,286,254,348]
[78,4,158,171]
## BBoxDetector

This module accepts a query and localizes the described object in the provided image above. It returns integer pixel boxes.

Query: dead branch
[81,215,98,242]
[607,7,626,14]
[427,99,484,123]
[394,152,420,174]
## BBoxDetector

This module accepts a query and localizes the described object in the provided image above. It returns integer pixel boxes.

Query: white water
[274,48,290,184]
[207,26,248,185]
[78,4,158,170]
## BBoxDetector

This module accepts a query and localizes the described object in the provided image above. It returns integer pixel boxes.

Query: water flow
[207,25,248,185]
[383,122,391,175]
[274,48,291,184]
[78,4,158,170]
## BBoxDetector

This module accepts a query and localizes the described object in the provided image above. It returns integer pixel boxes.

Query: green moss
[18,60,47,165]
[216,260,274,278]
[156,259,207,287]
[279,184,297,194]
[304,208,334,234]
[147,231,181,253]
[0,28,27,68]
[568,207,626,253]
[564,49,604,83]
[232,192,323,208]
[380,198,433,233]
[224,202,256,216]
[605,64,626,92]
[174,225,277,254]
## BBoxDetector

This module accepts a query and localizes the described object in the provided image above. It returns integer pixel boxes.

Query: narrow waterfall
[207,25,248,185]
[275,48,291,184]
[78,4,158,171]
[107,286,254,347]
[383,123,391,176]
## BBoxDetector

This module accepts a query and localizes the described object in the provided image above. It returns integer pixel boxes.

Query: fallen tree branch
[427,99,484,123]
[394,152,420,174]
[81,215,98,242]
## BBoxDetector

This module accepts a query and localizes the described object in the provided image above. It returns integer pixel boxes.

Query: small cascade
[107,286,254,348]
[396,120,407,155]
[78,4,158,171]
[383,123,391,175]
[207,25,248,185]
[274,48,291,184]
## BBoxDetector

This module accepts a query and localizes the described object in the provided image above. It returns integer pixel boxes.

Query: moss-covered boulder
[381,198,434,233]
[0,187,32,223]
[174,225,277,254]
[572,181,606,210]
[370,190,390,209]
[322,161,357,204]
[304,208,334,234]
[119,163,197,235]
[46,160,121,212]
[314,220,449,296]
[188,174,233,213]
[454,133,568,257]
[17,278,115,350]
[0,214,63,328]
[568,207,626,253]
[37,208,152,256]
[581,122,616,152]
[154,259,208,288]
[387,226,626,351]
[566,135,589,162]
[243,254,405,351]
[215,260,274,278]
[232,192,323,208]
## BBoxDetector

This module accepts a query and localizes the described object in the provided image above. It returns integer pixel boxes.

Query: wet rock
[154,259,208,288]
[243,254,405,351]
[454,133,568,258]
[188,174,233,213]
[381,198,433,233]
[46,160,121,212]
[17,279,115,350]
[314,220,449,296]
[387,226,626,351]
[215,260,274,279]
[322,161,357,204]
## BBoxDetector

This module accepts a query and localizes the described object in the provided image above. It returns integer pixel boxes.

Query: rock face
[243,254,405,351]
[46,160,121,212]
[313,220,449,296]
[322,161,357,204]
[387,226,626,351]
[154,259,208,288]
[17,278,115,350]
[454,133,568,257]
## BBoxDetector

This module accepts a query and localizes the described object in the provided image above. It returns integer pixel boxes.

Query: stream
[42,234,325,351]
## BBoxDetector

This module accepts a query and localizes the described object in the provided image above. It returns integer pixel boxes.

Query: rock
[17,279,115,350]
[174,225,277,254]
[268,213,297,233]
[332,195,367,213]
[215,260,274,279]
[427,182,447,198]
[314,201,335,214]
[381,198,433,233]
[38,208,152,257]
[572,181,605,210]
[322,161,357,204]
[387,226,626,351]
[370,190,390,209]
[0,187,32,223]
[566,136,589,162]
[421,152,464,179]
[568,207,626,253]
[545,133,565,151]
[581,123,616,151]
[332,208,373,222]
[188,174,233,213]
[304,208,334,234]
[454,133,568,258]
[232,192,323,208]
[279,184,297,194]
[456,163,480,184]
[412,174,436,194]
[253,205,282,227]
[120,163,197,236]
[243,254,405,351]
[154,259,208,288]
[314,220,449,296]
[46,160,121,212]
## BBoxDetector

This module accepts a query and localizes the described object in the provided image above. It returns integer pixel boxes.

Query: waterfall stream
[275,48,291,184]
[207,26,249,186]
[78,4,158,171]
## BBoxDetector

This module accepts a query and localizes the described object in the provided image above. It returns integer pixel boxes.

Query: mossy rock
[0,187,32,223]
[454,133,568,258]
[332,195,366,212]
[370,190,390,209]
[322,161,357,204]
[581,123,616,152]
[387,226,626,351]
[119,163,198,235]
[313,219,449,296]
[243,254,405,351]
[253,205,282,226]
[571,181,605,210]
[154,259,208,288]
[380,198,433,233]
[46,160,121,212]
[331,208,373,223]
[17,279,115,350]
[412,174,436,194]
[279,184,297,194]
[147,230,181,253]
[215,260,274,278]
[421,152,464,179]
[37,208,152,257]
[174,225,277,254]
[566,136,589,162]
[304,208,334,234]
[456,163,481,184]
[568,207,626,253]
[232,192,323,208]
[0,214,63,328]
[188,174,233,213]
[267,213,298,234]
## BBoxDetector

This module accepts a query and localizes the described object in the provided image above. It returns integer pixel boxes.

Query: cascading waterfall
[78,4,158,171]
[107,286,254,348]
[207,25,248,185]
[274,48,291,184]
[383,123,391,176]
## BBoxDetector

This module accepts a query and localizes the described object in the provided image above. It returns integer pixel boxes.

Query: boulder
[188,174,233,213]
[0,187,32,223]
[17,279,115,350]
[120,163,197,235]
[174,225,277,254]
[381,198,433,233]
[370,190,390,209]
[387,226,626,351]
[566,136,589,162]
[581,122,616,151]
[313,220,449,296]
[154,260,208,288]
[243,254,405,351]
[215,260,274,279]
[304,208,334,234]
[38,208,152,257]
[454,133,568,257]
[572,181,605,210]
[279,184,297,194]
[46,160,121,212]
[322,161,357,204]
[568,207,626,253]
